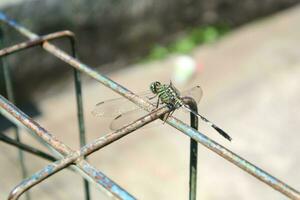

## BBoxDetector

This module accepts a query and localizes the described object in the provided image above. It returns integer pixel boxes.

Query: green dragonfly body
[149,81,232,141]
[93,81,232,141]
[150,81,183,109]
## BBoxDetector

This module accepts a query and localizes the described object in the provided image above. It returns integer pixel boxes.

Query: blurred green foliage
[145,25,230,61]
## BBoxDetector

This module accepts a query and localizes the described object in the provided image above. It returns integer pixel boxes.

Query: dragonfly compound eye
[150,81,161,93]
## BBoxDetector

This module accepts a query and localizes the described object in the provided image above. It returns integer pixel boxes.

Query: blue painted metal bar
[1,11,299,200]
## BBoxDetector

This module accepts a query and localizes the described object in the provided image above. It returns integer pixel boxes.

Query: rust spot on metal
[0,30,75,57]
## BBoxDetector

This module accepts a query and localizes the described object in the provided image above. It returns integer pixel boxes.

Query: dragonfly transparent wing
[92,91,154,117]
[92,86,203,118]
[109,86,203,130]
[110,108,162,130]
[180,85,203,104]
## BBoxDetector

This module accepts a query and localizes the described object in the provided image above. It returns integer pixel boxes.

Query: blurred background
[0,0,300,199]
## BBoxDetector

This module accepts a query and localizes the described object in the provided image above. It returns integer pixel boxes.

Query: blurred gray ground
[1,5,300,200]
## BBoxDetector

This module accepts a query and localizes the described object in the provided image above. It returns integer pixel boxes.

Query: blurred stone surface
[0,0,300,103]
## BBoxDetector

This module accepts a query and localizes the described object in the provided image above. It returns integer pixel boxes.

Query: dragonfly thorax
[151,81,183,109]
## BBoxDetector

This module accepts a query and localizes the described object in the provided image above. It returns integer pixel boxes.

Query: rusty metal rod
[7,106,170,200]
[0,30,74,57]
[69,35,91,200]
[1,12,300,199]
[35,42,300,199]
[0,27,30,200]
[0,29,91,200]
[0,19,135,199]
[183,97,199,200]
[29,20,300,200]
[0,94,136,200]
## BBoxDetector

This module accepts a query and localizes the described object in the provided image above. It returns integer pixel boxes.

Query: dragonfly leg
[163,106,175,123]
[163,110,175,123]
[156,98,160,108]
[169,109,175,117]
[163,112,170,123]
[148,94,157,100]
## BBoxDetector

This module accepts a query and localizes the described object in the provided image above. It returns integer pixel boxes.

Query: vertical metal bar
[184,98,199,200]
[189,138,198,200]
[69,37,91,200]
[0,27,31,200]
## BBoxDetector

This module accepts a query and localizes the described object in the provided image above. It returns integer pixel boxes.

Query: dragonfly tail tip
[213,125,232,142]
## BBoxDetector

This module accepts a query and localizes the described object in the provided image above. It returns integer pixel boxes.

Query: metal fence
[0,12,299,200]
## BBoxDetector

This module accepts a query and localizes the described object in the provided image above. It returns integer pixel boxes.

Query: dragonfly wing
[110,108,162,130]
[92,98,137,117]
[92,91,154,117]
[180,86,203,104]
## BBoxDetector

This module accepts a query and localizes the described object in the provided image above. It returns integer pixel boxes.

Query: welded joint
[7,106,170,200]
[0,30,75,57]
[0,94,136,200]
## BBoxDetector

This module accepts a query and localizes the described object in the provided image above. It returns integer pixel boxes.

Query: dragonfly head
[150,81,161,94]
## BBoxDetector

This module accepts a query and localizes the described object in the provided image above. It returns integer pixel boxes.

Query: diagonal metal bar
[8,106,170,200]
[0,95,136,200]
[1,12,299,200]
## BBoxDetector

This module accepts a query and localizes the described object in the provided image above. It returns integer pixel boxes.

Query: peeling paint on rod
[7,106,170,200]
[0,29,91,200]
[0,30,75,57]
[0,95,136,200]
[1,12,299,200]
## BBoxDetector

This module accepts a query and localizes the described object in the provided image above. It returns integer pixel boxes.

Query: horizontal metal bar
[0,95,136,200]
[0,30,74,57]
[0,132,57,162]
[1,12,299,200]
[8,106,170,200]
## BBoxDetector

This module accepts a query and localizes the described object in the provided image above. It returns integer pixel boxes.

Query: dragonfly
[92,81,232,141]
